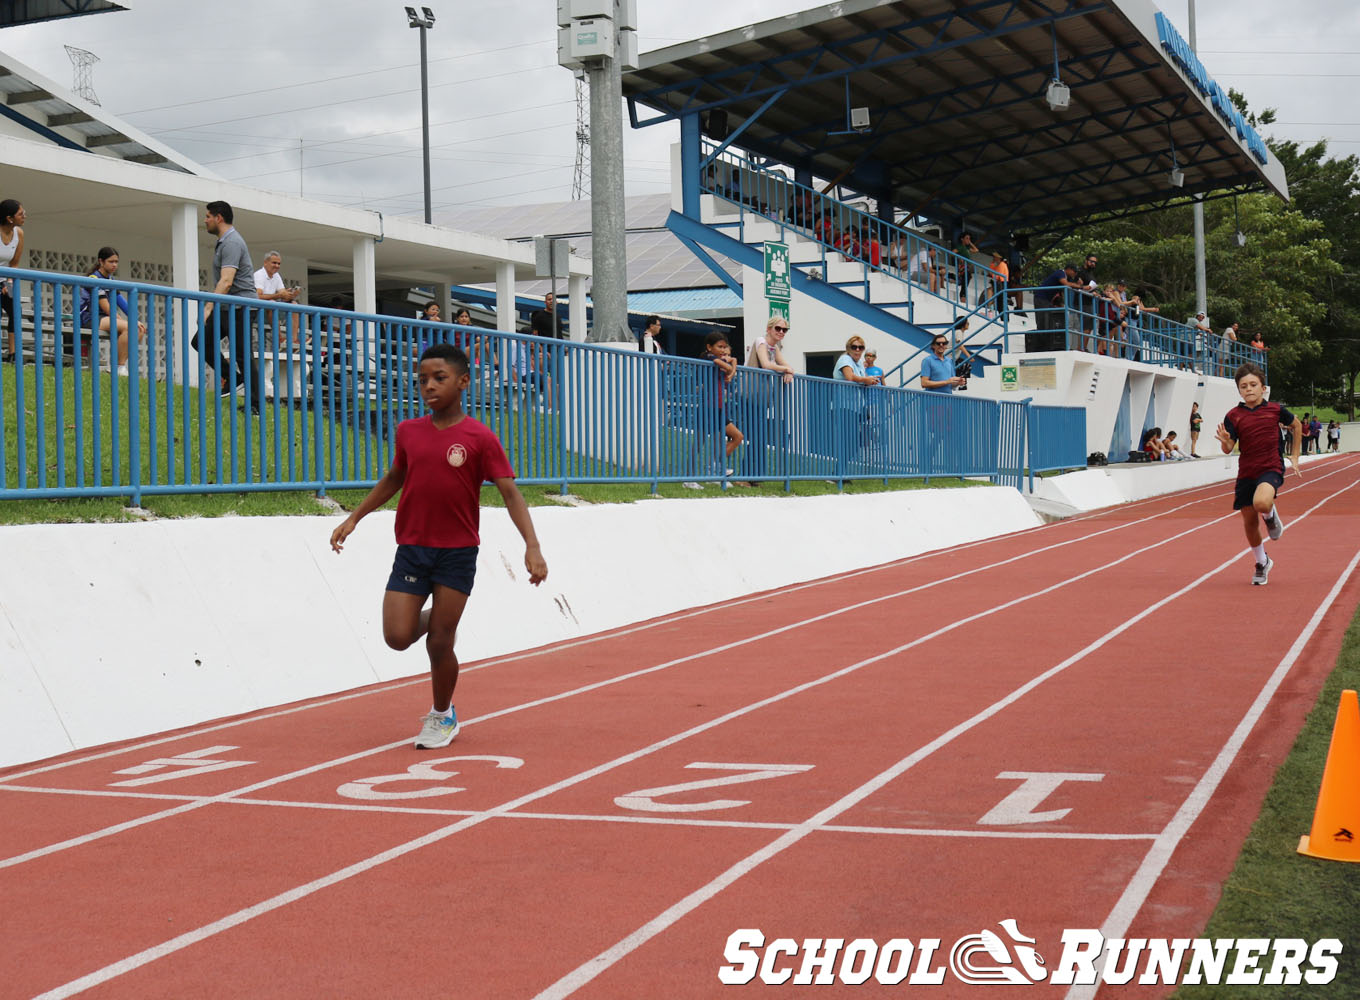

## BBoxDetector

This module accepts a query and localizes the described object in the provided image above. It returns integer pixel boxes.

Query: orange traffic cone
[1298,689,1360,862]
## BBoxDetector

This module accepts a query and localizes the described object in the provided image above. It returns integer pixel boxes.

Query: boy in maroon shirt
[1215,361,1302,586]
[330,343,548,748]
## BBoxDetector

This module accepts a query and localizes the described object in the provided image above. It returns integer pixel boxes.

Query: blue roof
[627,287,741,318]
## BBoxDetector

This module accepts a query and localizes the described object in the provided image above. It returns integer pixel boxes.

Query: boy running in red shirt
[330,343,548,747]
[1215,361,1302,586]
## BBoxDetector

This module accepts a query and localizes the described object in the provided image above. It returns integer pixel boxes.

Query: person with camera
[921,320,973,393]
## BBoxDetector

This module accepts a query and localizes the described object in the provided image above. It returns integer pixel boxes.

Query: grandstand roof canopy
[0,1,128,29]
[622,0,1290,237]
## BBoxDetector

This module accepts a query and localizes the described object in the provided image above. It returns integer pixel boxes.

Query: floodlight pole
[1189,0,1207,318]
[407,7,436,225]
[586,53,629,343]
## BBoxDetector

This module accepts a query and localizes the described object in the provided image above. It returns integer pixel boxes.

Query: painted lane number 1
[615,762,814,813]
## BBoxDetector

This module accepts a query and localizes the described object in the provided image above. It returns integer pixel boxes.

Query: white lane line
[0,784,1157,840]
[29,483,1284,1000]
[0,476,1252,870]
[1,460,1264,787]
[1063,545,1360,1000]
[534,470,1360,1000]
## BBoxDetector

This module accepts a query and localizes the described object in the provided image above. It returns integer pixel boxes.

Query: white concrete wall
[0,486,1040,768]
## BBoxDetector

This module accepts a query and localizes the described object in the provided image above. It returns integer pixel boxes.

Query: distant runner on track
[329,342,548,748]
[1215,360,1302,586]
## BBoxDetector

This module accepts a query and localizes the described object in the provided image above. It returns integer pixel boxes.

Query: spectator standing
[1126,292,1158,363]
[746,316,796,384]
[988,251,1009,316]
[702,331,743,475]
[833,335,877,455]
[640,315,663,354]
[328,342,547,749]
[192,201,265,409]
[0,198,26,363]
[1249,330,1267,357]
[863,349,883,381]
[1188,312,1211,368]
[530,291,559,340]
[834,336,879,386]
[1219,322,1240,377]
[1310,414,1323,455]
[921,332,967,393]
[77,247,145,376]
[955,232,983,305]
[1327,420,1341,453]
[1189,401,1203,458]
[1215,361,1301,586]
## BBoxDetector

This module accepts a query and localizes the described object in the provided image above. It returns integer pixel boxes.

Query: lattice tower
[572,75,590,200]
[64,45,101,106]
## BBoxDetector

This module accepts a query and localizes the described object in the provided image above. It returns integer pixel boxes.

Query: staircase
[668,142,1038,385]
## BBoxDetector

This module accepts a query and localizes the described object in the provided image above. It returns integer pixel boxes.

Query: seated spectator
[1163,430,1188,460]
[1141,426,1165,461]
[254,250,302,348]
[77,246,145,376]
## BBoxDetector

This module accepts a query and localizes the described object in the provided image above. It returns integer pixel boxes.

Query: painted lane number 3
[614,762,814,813]
[337,755,523,801]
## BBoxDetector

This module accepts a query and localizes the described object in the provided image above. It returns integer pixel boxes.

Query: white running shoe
[116,365,129,376]
[1264,510,1284,541]
[414,709,460,749]
[1252,556,1274,587]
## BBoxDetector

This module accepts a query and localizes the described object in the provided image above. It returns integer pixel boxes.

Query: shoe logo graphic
[949,919,1047,985]
[1334,827,1354,843]
[446,443,467,467]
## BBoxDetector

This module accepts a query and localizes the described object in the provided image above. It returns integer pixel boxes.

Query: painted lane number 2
[615,762,814,813]
[337,755,524,801]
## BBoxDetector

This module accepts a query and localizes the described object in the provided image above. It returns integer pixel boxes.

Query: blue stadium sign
[1154,13,1269,165]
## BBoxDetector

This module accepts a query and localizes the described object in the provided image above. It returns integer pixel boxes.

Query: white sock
[1265,506,1278,523]
[432,705,453,719]
[1251,543,1267,564]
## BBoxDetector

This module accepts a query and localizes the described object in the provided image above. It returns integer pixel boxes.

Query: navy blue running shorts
[1233,471,1284,510]
[387,544,478,597]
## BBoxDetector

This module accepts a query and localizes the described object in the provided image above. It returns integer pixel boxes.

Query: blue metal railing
[1,265,1086,501]
[1015,287,1267,378]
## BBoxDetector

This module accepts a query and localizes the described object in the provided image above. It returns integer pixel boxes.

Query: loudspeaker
[705,109,729,140]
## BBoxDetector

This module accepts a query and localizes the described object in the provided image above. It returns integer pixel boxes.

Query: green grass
[1174,600,1360,999]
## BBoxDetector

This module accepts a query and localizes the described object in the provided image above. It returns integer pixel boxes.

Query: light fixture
[405,6,435,27]
[1046,22,1069,111]
[1169,167,1185,188]
[405,6,436,223]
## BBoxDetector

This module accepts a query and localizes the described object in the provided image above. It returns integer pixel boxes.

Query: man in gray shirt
[192,201,265,411]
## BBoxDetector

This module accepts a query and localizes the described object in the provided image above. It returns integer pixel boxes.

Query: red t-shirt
[1223,400,1294,480]
[391,415,515,548]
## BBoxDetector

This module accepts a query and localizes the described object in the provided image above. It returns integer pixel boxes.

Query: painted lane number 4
[615,762,814,813]
[336,756,524,801]
[109,746,255,787]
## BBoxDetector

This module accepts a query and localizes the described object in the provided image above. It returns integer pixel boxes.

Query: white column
[352,237,376,315]
[568,273,588,343]
[170,202,202,385]
[435,283,453,320]
[170,202,199,293]
[495,261,516,333]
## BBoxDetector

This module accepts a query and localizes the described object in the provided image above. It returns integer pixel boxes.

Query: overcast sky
[2,0,1356,223]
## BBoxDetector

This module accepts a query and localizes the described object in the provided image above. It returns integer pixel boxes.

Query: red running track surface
[4,456,1360,999]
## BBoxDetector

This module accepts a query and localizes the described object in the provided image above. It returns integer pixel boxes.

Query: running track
[4,456,1360,999]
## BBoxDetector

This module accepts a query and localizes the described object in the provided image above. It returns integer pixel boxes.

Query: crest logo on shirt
[446,443,467,468]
